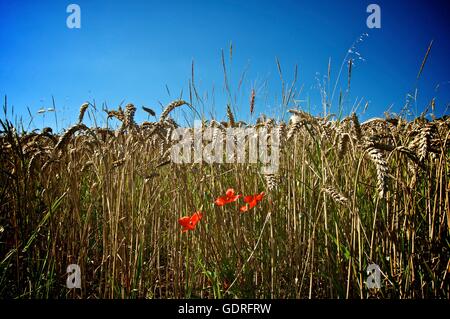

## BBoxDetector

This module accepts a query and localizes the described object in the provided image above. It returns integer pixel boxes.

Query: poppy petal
[244,195,254,203]
[191,212,202,223]
[228,194,242,203]
[256,192,265,201]
[178,216,190,227]
[225,188,235,197]
[214,197,226,206]
[248,199,258,209]
[240,205,249,212]
[179,211,202,232]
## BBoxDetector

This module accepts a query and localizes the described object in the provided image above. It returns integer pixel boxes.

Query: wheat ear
[78,103,89,124]
[55,124,87,152]
[365,141,388,199]
[226,104,235,127]
[159,100,188,122]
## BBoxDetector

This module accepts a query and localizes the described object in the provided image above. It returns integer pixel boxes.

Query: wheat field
[0,96,449,299]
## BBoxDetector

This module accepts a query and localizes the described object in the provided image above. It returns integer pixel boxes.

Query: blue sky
[0,0,449,131]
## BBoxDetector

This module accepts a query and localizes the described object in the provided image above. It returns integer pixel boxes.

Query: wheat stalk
[226,104,235,127]
[338,133,350,159]
[142,106,156,117]
[55,124,87,152]
[264,173,279,191]
[78,103,89,124]
[322,187,349,205]
[112,158,125,168]
[287,114,303,140]
[365,140,388,199]
[250,89,255,115]
[159,100,188,122]
[351,112,362,142]
[418,122,434,163]
[124,103,137,129]
[107,108,125,123]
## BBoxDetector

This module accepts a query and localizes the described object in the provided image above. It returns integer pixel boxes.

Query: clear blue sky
[0,0,449,131]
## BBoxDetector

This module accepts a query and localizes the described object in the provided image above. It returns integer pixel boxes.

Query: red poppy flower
[214,188,242,206]
[178,211,203,232]
[240,192,265,212]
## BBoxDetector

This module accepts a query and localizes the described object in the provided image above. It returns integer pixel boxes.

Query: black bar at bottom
[1,299,448,318]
